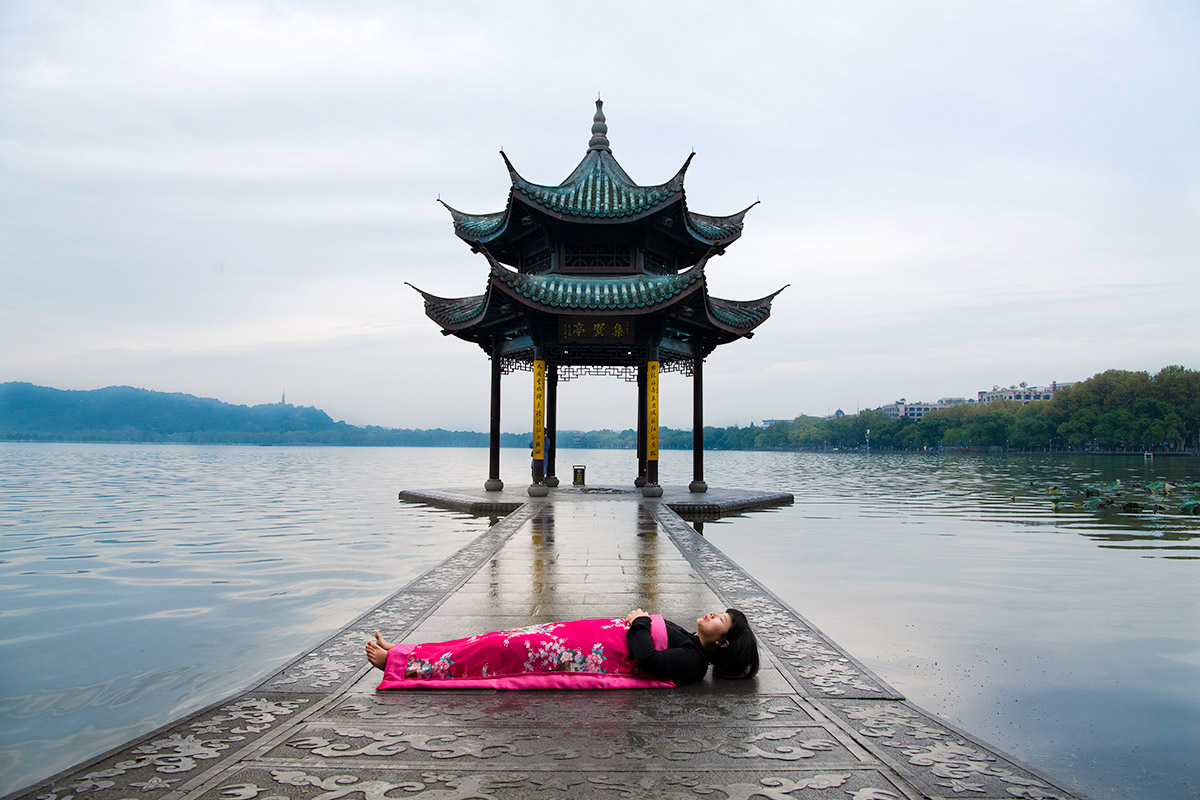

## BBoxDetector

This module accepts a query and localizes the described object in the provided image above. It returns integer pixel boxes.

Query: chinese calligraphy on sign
[646,361,659,460]
[532,360,545,459]
[558,317,634,344]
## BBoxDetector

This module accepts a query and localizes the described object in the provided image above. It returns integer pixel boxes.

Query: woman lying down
[365,608,759,689]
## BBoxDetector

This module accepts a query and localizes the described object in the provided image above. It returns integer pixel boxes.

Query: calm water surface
[697,451,1200,800]
[1,444,1198,800]
[0,444,495,796]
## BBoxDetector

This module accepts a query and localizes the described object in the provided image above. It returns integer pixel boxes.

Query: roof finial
[588,97,610,152]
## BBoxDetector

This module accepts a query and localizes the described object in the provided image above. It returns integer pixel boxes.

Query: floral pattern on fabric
[406,652,454,678]
[377,616,674,691]
[523,640,606,673]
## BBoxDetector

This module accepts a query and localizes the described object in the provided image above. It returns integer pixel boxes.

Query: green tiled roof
[509,149,686,220]
[491,262,703,311]
[707,288,786,331]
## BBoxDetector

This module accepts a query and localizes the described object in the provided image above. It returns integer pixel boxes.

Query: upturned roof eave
[439,198,512,246]
[702,284,789,334]
[683,201,759,247]
[405,281,492,332]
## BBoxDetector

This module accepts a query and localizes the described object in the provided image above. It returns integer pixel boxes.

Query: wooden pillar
[689,356,707,493]
[545,363,559,487]
[635,362,647,487]
[529,357,548,496]
[484,345,503,492]
[642,355,663,497]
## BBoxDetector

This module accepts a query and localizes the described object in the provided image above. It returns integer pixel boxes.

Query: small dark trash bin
[573,465,586,486]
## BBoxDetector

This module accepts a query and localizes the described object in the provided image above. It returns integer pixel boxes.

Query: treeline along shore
[3,366,1197,453]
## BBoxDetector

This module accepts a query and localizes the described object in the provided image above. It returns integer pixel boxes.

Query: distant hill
[0,383,528,446]
[6,367,1194,452]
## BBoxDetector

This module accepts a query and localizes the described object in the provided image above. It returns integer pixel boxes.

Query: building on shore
[879,397,970,420]
[879,401,929,421]
[785,382,1075,426]
[978,381,1073,404]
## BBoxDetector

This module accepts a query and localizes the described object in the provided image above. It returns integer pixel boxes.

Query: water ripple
[0,442,493,796]
[1,444,1196,800]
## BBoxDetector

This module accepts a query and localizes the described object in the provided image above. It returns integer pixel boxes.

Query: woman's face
[696,611,733,643]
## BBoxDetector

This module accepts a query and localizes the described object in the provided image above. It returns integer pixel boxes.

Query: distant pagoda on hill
[410,99,785,496]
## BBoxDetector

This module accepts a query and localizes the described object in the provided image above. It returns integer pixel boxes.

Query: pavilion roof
[440,99,753,250]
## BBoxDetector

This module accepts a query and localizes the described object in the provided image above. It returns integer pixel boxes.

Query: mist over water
[1,444,1197,800]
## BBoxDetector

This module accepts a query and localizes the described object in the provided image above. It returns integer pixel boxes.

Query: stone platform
[397,483,796,518]
[7,489,1090,800]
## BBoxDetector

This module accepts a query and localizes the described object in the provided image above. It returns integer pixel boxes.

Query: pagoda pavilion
[410,99,785,497]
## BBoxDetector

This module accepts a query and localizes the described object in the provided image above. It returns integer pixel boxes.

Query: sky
[2,1,1198,432]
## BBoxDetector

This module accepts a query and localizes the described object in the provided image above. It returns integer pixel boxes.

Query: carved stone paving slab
[17,694,321,800]
[200,765,913,800]
[325,693,816,728]
[264,722,858,769]
[818,699,1083,800]
[653,508,900,701]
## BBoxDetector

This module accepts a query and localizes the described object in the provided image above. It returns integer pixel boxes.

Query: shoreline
[3,438,1196,457]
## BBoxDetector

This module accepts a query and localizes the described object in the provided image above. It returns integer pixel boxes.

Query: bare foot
[365,631,396,670]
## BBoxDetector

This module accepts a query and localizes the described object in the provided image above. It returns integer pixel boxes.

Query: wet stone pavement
[11,489,1090,800]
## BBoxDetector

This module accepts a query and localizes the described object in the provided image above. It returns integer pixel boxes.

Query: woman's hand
[625,608,648,625]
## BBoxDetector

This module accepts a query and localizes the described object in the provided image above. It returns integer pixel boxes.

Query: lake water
[0,443,1197,800]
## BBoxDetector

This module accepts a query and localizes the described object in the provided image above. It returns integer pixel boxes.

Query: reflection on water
[527,511,556,613]
[1,445,1197,800]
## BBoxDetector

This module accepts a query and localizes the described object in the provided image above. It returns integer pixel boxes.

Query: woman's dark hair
[707,608,759,679]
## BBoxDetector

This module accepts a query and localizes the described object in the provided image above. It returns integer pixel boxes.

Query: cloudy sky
[2,1,1197,431]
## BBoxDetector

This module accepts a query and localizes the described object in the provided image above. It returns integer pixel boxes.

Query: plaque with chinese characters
[557,317,635,345]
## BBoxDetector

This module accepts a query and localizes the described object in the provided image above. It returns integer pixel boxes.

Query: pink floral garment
[377,615,674,690]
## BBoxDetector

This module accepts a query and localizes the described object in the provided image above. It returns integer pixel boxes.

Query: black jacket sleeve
[625,616,709,685]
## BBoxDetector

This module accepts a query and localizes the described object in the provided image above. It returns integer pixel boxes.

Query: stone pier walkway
[9,487,1089,800]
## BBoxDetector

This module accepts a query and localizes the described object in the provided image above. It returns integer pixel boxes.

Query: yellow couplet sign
[646,360,659,461]
[532,359,545,460]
